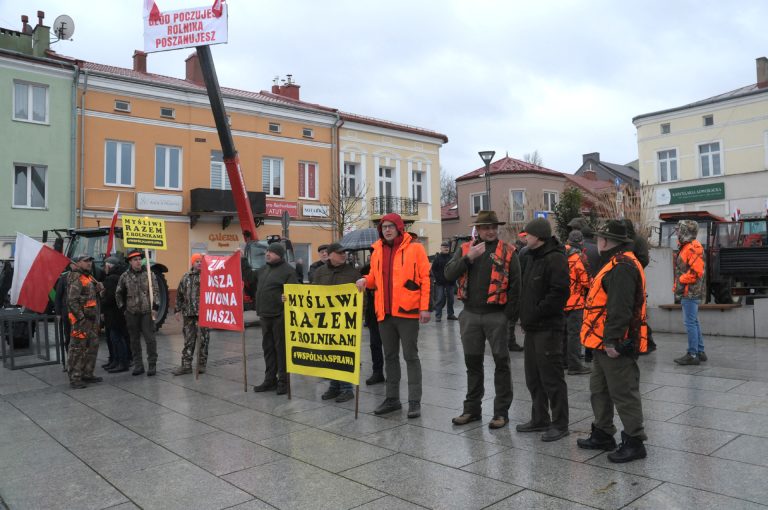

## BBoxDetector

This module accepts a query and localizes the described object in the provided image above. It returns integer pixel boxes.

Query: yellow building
[337,114,448,254]
[76,52,338,289]
[634,57,768,223]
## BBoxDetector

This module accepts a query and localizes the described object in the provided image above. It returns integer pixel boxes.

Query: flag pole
[241,329,248,391]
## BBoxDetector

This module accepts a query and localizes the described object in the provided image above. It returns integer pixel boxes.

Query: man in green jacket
[252,243,298,395]
[313,243,362,402]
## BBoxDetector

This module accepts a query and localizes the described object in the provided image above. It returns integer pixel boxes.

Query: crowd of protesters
[54,210,705,466]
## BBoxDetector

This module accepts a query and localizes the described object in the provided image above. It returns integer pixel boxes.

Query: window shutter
[308,163,316,198]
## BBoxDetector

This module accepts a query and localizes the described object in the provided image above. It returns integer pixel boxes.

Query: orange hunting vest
[565,247,591,311]
[456,240,515,305]
[581,251,647,353]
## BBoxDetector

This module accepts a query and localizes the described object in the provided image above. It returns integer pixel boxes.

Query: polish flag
[212,0,224,17]
[10,233,71,313]
[106,195,120,257]
[144,0,162,23]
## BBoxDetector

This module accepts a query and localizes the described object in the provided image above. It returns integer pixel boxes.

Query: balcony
[370,196,419,217]
[189,188,266,228]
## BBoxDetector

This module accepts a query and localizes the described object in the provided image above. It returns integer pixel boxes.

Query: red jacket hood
[377,213,406,239]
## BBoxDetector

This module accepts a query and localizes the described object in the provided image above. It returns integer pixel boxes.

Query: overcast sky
[4,0,768,177]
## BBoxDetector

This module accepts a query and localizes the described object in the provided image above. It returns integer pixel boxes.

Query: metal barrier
[0,309,61,370]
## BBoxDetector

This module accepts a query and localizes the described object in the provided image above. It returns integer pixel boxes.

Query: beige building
[338,115,448,253]
[633,57,768,224]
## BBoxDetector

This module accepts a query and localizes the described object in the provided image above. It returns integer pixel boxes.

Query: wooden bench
[659,303,742,311]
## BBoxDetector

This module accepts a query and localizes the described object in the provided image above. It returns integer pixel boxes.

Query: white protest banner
[144,2,228,53]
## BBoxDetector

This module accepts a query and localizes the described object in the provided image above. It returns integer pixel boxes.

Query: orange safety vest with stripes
[581,251,647,353]
[456,240,515,305]
[565,246,591,311]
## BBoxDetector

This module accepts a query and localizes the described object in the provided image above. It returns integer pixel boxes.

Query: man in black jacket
[313,243,362,402]
[430,241,457,322]
[252,243,298,395]
[516,218,571,442]
[103,257,130,373]
[308,245,329,283]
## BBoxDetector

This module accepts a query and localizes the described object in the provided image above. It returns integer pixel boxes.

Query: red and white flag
[106,195,120,257]
[10,233,71,313]
[212,0,224,17]
[144,0,162,23]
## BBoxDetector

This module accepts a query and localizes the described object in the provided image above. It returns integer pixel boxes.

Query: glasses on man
[381,224,397,230]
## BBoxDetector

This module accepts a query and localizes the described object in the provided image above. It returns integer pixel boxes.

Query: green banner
[669,182,725,205]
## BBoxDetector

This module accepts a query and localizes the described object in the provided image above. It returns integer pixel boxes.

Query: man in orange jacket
[356,213,431,418]
[565,230,592,375]
[673,220,707,365]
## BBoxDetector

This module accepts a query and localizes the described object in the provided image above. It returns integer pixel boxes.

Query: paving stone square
[2,304,768,509]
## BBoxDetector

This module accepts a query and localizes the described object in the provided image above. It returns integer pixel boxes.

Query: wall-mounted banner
[199,251,243,331]
[656,182,725,206]
[122,215,167,249]
[283,283,362,385]
[143,2,228,53]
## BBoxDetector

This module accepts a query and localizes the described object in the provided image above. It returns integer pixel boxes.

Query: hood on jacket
[377,213,406,239]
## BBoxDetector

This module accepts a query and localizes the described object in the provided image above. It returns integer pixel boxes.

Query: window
[302,128,314,138]
[378,167,394,197]
[13,81,48,123]
[660,123,670,134]
[268,122,281,133]
[412,170,424,202]
[703,115,714,127]
[543,191,558,212]
[160,107,175,119]
[105,140,134,186]
[699,142,722,177]
[298,161,318,199]
[210,151,231,190]
[343,163,357,197]
[154,145,182,190]
[262,157,283,196]
[114,100,131,112]
[470,193,488,215]
[657,149,678,183]
[13,164,46,208]
[511,190,525,223]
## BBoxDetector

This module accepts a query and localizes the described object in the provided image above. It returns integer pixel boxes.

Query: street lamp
[478,150,495,210]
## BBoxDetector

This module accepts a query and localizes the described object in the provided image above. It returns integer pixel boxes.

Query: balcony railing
[370,196,419,216]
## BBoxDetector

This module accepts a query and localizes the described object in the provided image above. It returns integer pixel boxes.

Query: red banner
[199,252,243,331]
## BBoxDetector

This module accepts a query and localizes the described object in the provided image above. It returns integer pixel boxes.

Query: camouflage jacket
[674,239,705,301]
[175,270,201,317]
[116,267,159,315]
[66,268,100,323]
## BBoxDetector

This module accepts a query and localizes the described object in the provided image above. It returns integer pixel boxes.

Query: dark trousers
[432,283,456,318]
[125,312,157,368]
[459,310,513,417]
[368,320,384,373]
[590,350,646,439]
[379,316,422,402]
[261,315,286,383]
[565,309,585,370]
[108,323,130,365]
[524,329,569,430]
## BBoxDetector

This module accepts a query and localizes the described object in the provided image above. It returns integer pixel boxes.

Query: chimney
[582,152,600,164]
[185,52,204,85]
[31,10,50,58]
[133,50,148,73]
[757,57,768,89]
[21,14,31,34]
[583,163,597,180]
[271,74,301,101]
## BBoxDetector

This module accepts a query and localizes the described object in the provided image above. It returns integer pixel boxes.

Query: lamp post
[478,150,495,210]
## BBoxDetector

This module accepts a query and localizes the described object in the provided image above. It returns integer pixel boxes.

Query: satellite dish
[52,14,75,40]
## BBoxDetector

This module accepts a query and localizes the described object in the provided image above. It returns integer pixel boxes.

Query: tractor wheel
[153,270,169,331]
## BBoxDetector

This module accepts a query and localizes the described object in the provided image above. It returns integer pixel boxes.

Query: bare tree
[440,168,457,206]
[313,177,368,240]
[523,150,543,166]
[498,189,548,242]
[590,183,655,240]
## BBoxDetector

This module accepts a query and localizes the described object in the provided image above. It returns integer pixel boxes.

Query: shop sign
[303,204,329,218]
[137,192,183,212]
[656,182,725,206]
[265,200,298,218]
[208,232,239,249]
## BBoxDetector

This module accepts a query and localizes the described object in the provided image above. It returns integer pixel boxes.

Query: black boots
[365,372,385,385]
[107,363,129,374]
[147,364,156,377]
[577,424,618,451]
[607,431,647,463]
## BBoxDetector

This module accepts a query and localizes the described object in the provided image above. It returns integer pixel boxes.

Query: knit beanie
[266,243,286,259]
[524,218,552,239]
